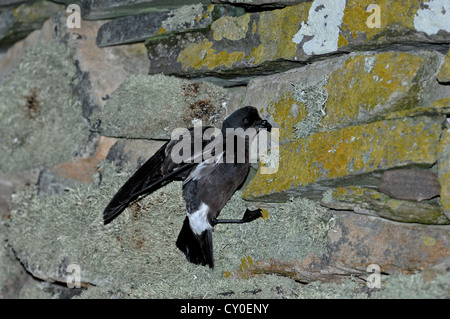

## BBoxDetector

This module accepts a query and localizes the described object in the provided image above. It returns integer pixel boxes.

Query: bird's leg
[211,208,263,225]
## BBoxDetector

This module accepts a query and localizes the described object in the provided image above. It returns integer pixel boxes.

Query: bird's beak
[257,119,272,132]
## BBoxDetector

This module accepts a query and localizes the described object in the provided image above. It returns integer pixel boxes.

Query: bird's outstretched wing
[103,127,215,224]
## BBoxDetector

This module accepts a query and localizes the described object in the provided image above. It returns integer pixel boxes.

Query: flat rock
[145,0,450,85]
[243,116,444,201]
[0,0,62,49]
[327,211,450,274]
[0,170,39,218]
[322,186,450,225]
[438,128,450,219]
[81,0,211,20]
[243,51,448,143]
[106,138,166,169]
[60,16,150,118]
[96,4,245,47]
[378,169,441,202]
[99,74,240,139]
[211,0,309,8]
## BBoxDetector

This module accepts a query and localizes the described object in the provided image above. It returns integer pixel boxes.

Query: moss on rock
[8,161,345,298]
[0,39,90,173]
[244,116,444,201]
[98,74,229,139]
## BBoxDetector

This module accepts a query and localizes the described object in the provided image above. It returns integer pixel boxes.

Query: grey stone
[98,74,232,139]
[106,139,167,169]
[211,0,310,8]
[0,0,28,8]
[0,169,39,218]
[81,0,211,20]
[0,0,62,49]
[96,11,170,47]
[321,186,450,225]
[327,211,450,274]
[96,4,246,47]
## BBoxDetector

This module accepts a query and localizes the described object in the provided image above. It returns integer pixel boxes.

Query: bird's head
[221,106,272,133]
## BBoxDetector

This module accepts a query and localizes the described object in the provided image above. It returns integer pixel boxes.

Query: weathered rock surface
[0,0,29,7]
[211,0,309,8]
[438,48,450,83]
[61,16,150,119]
[243,51,449,143]
[237,211,450,283]
[96,4,246,47]
[378,169,441,202]
[99,74,241,139]
[81,0,211,20]
[0,0,63,49]
[244,116,444,201]
[327,211,450,274]
[322,186,449,225]
[438,128,450,220]
[145,0,450,84]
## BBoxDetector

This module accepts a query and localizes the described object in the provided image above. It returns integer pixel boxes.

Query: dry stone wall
[0,0,449,299]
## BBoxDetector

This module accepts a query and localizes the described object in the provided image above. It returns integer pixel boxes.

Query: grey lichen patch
[0,220,25,298]
[98,75,229,139]
[12,160,444,299]
[161,4,211,33]
[292,75,329,138]
[8,160,346,298]
[322,186,450,225]
[0,39,89,173]
[373,272,450,299]
[213,194,334,275]
[364,56,377,73]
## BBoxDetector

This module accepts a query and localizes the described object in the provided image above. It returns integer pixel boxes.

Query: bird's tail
[176,217,214,268]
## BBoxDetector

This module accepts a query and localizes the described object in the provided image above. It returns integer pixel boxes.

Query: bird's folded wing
[103,126,216,224]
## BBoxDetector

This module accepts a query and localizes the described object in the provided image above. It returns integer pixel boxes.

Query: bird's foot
[241,208,263,223]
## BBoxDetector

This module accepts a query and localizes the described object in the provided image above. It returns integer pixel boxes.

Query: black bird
[103,106,272,268]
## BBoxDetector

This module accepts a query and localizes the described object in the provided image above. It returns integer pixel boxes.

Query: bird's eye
[243,117,250,124]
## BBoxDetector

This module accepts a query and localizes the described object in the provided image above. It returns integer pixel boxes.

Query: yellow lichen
[337,33,349,47]
[176,39,245,71]
[261,208,270,220]
[176,2,311,71]
[324,52,425,128]
[239,256,254,272]
[265,91,307,142]
[431,97,450,108]
[423,236,436,247]
[340,0,423,45]
[211,13,251,41]
[250,3,311,64]
[244,116,441,199]
[438,48,450,82]
[156,27,166,35]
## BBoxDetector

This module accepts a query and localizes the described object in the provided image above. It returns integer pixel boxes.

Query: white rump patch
[188,202,212,235]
